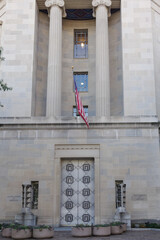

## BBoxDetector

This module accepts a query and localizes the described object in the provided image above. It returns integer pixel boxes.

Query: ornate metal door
[60,159,94,226]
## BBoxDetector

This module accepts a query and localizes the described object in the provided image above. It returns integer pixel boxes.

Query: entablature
[37,0,120,10]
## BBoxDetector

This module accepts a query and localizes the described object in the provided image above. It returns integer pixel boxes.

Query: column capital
[45,0,66,17]
[45,0,65,8]
[92,0,112,7]
[92,0,112,17]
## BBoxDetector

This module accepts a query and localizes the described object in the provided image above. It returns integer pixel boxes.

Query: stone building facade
[0,0,160,226]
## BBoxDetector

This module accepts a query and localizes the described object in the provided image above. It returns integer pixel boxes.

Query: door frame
[53,144,100,227]
[60,158,95,226]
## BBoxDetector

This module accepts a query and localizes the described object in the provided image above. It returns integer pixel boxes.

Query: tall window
[115,180,126,209]
[31,181,39,209]
[74,72,88,92]
[74,29,88,58]
[22,181,39,210]
[73,106,88,117]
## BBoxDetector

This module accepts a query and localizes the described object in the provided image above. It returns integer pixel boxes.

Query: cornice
[37,0,120,10]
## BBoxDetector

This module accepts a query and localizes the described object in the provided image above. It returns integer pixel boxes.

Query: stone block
[20,130,36,139]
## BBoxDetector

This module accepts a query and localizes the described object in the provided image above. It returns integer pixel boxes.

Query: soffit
[37,0,121,10]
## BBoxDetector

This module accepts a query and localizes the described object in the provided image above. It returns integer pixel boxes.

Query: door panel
[60,159,94,226]
[78,160,95,225]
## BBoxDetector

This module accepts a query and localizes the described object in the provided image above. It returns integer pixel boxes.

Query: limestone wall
[0,5,127,118]
[0,0,37,117]
[34,12,49,116]
[34,13,124,117]
[0,0,6,20]
[0,0,158,118]
[0,126,160,224]
[31,4,39,116]
[0,0,6,49]
[61,15,123,117]
[121,0,156,116]
[61,19,96,117]
[109,10,123,116]
[152,1,160,119]
[0,22,2,47]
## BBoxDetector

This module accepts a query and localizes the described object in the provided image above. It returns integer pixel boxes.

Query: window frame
[73,72,88,92]
[74,29,88,59]
[31,181,39,210]
[73,106,88,117]
[115,180,126,209]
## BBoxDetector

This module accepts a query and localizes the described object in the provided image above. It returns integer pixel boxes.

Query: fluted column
[45,0,66,117]
[92,0,111,117]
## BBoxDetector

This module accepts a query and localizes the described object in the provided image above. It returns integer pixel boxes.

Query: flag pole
[72,66,78,117]
[72,66,89,129]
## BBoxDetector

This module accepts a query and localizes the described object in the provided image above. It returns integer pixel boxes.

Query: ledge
[0,116,159,130]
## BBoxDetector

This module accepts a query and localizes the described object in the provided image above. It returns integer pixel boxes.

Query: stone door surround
[54,144,100,226]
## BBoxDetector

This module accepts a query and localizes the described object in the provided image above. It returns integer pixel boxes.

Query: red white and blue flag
[74,78,89,129]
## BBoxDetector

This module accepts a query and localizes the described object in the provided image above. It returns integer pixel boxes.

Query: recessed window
[115,180,126,209]
[31,181,39,209]
[73,106,88,117]
[74,29,88,58]
[22,181,39,210]
[22,184,32,209]
[74,72,88,92]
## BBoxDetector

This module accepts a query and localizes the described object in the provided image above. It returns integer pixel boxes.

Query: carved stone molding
[45,0,66,17]
[45,0,65,8]
[92,0,112,8]
[92,0,112,17]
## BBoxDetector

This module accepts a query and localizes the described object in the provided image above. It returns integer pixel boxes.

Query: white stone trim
[93,0,111,117]
[92,0,112,17]
[53,144,100,226]
[92,0,112,8]
[37,0,120,10]
[45,0,64,8]
[45,0,66,17]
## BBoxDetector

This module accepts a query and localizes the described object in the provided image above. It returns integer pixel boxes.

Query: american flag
[74,78,89,129]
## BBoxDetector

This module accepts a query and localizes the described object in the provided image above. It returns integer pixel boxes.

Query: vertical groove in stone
[96,5,110,117]
[47,5,62,117]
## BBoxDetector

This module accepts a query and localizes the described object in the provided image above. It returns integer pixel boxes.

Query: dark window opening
[115,180,126,209]
[31,181,39,209]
